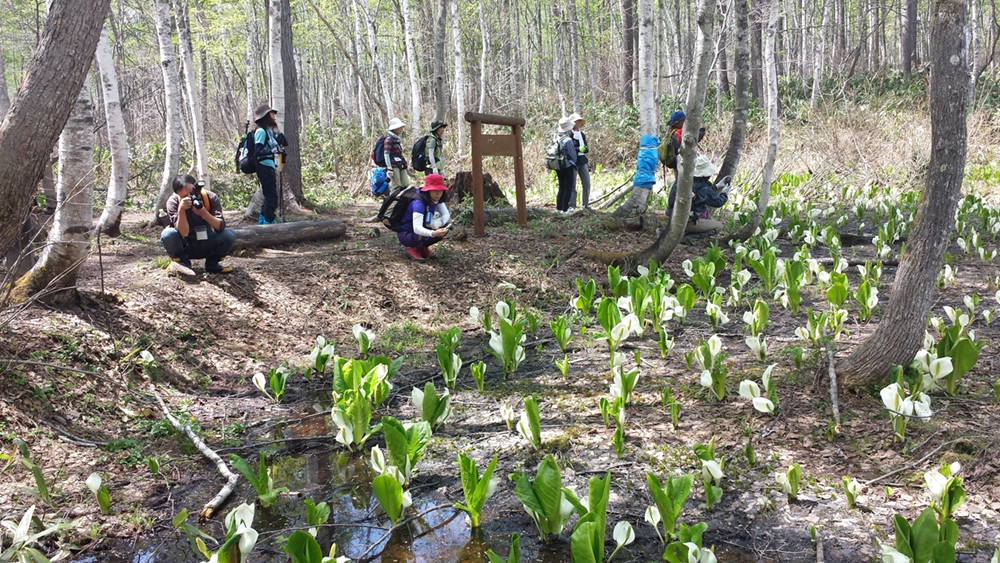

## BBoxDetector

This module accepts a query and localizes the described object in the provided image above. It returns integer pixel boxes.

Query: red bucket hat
[421,174,447,192]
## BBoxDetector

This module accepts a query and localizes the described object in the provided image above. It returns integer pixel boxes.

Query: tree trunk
[637,0,656,134]
[620,0,635,106]
[717,0,731,94]
[811,0,830,108]
[173,0,208,188]
[450,172,510,205]
[478,0,488,113]
[12,82,95,304]
[838,0,968,388]
[901,0,917,74]
[568,0,580,112]
[617,0,715,270]
[94,24,129,237]
[749,13,763,102]
[451,0,466,155]
[730,0,778,242]
[402,0,422,133]
[151,0,182,222]
[716,0,749,183]
[0,35,10,118]
[230,219,347,251]
[279,0,304,205]
[433,0,448,121]
[268,0,285,128]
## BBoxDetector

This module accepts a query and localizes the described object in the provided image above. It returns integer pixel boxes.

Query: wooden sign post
[464,112,527,238]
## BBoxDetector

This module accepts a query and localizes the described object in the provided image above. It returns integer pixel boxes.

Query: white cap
[558,117,574,132]
[388,117,405,131]
[568,112,584,123]
[693,155,719,177]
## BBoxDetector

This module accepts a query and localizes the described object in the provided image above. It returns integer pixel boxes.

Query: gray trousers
[575,162,591,208]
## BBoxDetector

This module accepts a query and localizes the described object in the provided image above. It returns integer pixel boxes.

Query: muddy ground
[1,201,999,563]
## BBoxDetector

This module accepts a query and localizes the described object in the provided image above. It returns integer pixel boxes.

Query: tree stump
[449,171,510,206]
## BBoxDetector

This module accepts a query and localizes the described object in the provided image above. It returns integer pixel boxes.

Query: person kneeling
[666,155,731,236]
[399,173,450,261]
[161,174,237,274]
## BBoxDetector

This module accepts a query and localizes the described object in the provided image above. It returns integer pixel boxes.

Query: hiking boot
[258,214,276,225]
[406,247,425,261]
[205,260,233,274]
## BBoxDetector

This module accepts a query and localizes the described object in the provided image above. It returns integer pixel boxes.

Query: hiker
[554,117,578,213]
[161,174,236,274]
[666,155,731,236]
[374,118,410,189]
[659,110,685,175]
[425,119,447,177]
[253,103,288,225]
[569,113,592,209]
[398,173,451,261]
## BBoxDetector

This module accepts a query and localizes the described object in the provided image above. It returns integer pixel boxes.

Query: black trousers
[556,166,576,212]
[257,165,278,222]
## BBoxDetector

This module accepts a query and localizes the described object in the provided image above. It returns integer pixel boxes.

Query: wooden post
[463,112,527,237]
[513,123,526,227]
[470,120,485,238]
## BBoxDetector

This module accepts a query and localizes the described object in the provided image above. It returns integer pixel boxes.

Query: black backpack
[372,135,387,167]
[235,122,257,174]
[411,135,430,172]
[378,186,420,232]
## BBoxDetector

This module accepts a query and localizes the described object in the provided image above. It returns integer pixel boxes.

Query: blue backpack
[368,167,389,197]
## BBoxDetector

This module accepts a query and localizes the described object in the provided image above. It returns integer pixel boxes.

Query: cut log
[230,219,346,250]
[449,171,510,206]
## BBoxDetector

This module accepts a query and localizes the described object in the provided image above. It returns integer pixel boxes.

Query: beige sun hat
[568,112,584,124]
[558,117,574,133]
[693,155,719,177]
[388,117,406,131]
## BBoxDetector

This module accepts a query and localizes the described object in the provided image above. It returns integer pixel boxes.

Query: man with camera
[160,174,237,275]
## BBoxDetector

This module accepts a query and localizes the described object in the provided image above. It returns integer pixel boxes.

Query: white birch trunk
[731,0,778,241]
[14,82,95,303]
[151,0,182,221]
[402,0,421,134]
[357,0,393,120]
[451,0,466,155]
[478,0,487,113]
[351,0,367,135]
[94,25,129,237]
[244,4,255,122]
[811,0,829,108]
[173,0,208,187]
[268,0,285,128]
[969,0,978,103]
[637,0,656,135]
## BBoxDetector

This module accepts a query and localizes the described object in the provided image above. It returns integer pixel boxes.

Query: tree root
[151,386,239,521]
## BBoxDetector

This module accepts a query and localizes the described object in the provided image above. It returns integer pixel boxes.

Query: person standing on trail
[398,173,451,261]
[381,118,410,189]
[253,103,288,225]
[568,113,592,209]
[554,117,578,214]
[425,120,448,178]
[161,174,237,275]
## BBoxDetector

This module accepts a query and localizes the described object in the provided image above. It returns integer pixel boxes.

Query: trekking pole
[278,152,285,222]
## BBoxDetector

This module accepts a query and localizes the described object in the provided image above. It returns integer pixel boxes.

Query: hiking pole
[278,151,285,222]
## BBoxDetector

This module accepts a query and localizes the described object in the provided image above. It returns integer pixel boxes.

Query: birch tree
[838,0,969,387]
[95,24,129,237]
[433,0,447,121]
[358,0,393,119]
[478,0,487,113]
[402,0,421,134]
[613,0,658,218]
[810,0,829,108]
[716,0,749,182]
[268,0,285,129]
[730,0,777,242]
[12,82,95,304]
[617,0,715,269]
[452,0,466,155]
[151,0,182,221]
[173,0,209,186]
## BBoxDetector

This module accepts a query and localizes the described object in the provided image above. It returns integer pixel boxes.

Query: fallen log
[230,219,347,250]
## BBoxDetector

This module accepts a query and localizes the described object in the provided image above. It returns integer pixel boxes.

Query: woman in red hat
[398,173,451,261]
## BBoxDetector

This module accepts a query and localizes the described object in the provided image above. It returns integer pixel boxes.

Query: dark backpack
[544,134,568,171]
[372,135,388,167]
[235,123,257,174]
[410,135,430,172]
[378,186,420,232]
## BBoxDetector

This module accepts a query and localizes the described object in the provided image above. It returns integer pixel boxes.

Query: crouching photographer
[160,174,237,275]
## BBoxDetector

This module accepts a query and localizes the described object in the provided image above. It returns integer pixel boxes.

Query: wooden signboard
[464,112,527,237]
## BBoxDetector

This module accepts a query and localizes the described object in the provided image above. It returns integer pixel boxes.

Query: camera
[190,181,206,209]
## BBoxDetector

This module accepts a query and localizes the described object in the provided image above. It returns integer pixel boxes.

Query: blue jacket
[633,134,660,189]
[559,134,577,169]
